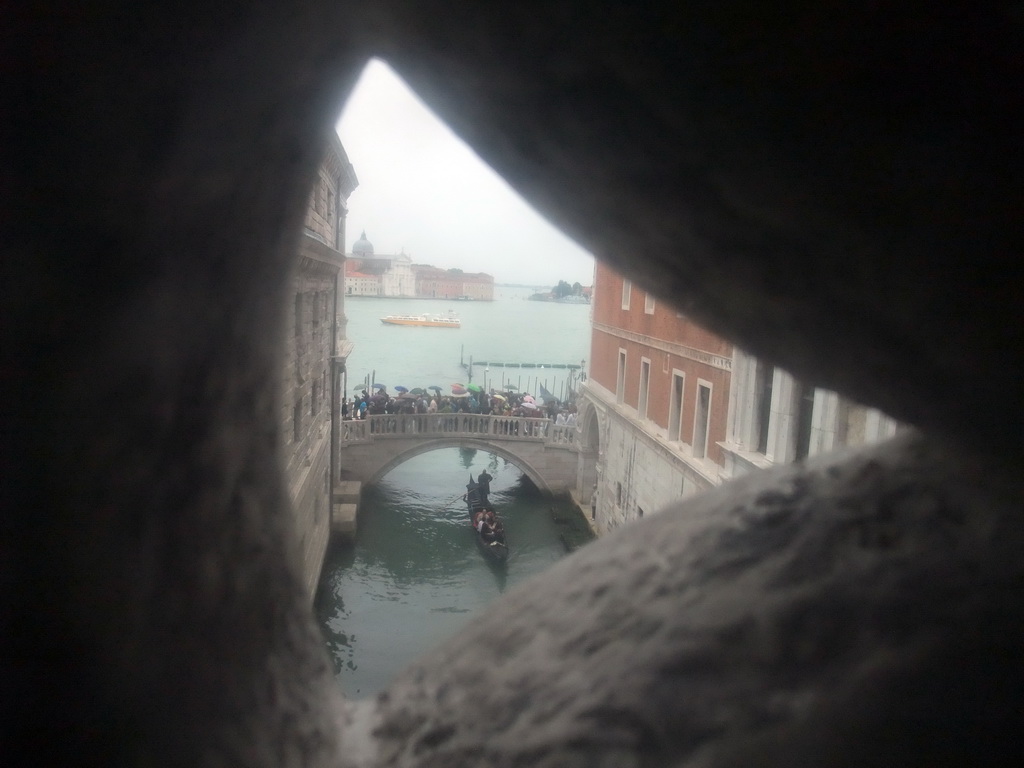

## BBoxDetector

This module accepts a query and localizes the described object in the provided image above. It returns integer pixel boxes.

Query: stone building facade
[579,262,899,534]
[282,134,357,597]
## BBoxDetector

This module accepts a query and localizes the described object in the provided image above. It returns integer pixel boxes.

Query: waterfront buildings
[344,230,494,299]
[413,264,495,300]
[579,262,899,533]
[283,135,358,596]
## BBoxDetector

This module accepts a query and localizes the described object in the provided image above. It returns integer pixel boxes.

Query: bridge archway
[364,438,554,494]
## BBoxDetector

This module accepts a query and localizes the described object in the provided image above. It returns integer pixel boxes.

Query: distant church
[344,230,415,297]
[344,230,494,300]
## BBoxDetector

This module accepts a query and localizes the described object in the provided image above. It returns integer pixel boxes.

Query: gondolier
[477,469,493,501]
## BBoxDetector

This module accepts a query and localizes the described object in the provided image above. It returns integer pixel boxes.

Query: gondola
[465,477,509,563]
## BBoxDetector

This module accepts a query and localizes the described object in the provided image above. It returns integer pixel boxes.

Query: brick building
[413,264,495,300]
[282,134,357,596]
[578,261,899,533]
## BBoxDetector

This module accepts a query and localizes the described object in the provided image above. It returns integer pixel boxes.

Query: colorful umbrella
[492,393,507,401]
[466,383,482,392]
[410,387,426,395]
[394,385,409,393]
[521,401,539,410]
[373,383,387,390]
[451,392,470,398]
[523,394,535,403]
[504,385,518,391]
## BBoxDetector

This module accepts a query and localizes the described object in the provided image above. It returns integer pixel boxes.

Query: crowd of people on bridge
[343,383,578,425]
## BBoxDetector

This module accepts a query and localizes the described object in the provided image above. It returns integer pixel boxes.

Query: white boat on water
[380,310,461,328]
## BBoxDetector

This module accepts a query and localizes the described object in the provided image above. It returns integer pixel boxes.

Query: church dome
[352,230,374,256]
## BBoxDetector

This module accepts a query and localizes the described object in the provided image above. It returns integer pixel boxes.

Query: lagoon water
[342,285,592,402]
[315,286,593,699]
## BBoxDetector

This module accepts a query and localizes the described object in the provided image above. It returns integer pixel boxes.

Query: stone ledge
[332,502,357,537]
[334,481,361,504]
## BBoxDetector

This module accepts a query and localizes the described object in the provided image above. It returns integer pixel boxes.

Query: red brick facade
[589,261,733,465]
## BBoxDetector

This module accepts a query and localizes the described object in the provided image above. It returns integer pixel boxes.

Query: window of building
[293,397,303,443]
[794,384,815,460]
[621,279,631,310]
[755,363,775,454]
[668,371,685,442]
[644,293,655,314]
[311,380,319,416]
[693,381,712,459]
[616,349,627,404]
[638,358,650,420]
[294,293,303,337]
[616,481,623,507]
[312,292,320,327]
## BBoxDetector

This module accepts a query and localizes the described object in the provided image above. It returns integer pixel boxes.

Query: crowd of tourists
[343,384,578,424]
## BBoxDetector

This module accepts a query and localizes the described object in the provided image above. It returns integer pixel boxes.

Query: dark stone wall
[3,2,1021,765]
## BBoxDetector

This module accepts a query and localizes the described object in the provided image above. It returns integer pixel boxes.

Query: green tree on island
[553,280,572,298]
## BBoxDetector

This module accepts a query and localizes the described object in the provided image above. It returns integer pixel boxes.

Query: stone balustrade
[341,413,577,446]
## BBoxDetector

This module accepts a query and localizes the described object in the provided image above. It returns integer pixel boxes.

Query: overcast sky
[336,60,595,288]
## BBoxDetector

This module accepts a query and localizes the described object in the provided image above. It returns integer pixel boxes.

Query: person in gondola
[477,514,496,542]
[471,508,486,529]
[477,469,493,501]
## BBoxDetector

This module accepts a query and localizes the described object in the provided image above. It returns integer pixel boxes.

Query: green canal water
[315,287,595,699]
[315,447,594,698]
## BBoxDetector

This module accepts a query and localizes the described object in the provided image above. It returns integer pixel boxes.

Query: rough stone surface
[359,433,1024,766]
[3,2,1022,767]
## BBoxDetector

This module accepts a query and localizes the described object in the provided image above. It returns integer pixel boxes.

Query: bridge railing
[339,414,577,446]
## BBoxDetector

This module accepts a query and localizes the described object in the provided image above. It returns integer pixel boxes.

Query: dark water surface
[315,447,592,699]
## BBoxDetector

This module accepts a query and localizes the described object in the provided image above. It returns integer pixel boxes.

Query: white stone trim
[638,356,651,420]
[693,378,713,460]
[593,322,732,371]
[667,368,686,443]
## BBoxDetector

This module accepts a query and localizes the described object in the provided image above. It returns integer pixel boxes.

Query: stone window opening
[293,397,303,444]
[668,371,685,442]
[616,348,627,404]
[638,357,651,420]
[693,381,712,459]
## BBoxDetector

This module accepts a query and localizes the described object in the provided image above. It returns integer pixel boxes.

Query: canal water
[315,287,594,699]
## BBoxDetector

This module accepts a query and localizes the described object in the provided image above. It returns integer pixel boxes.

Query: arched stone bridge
[338,414,580,493]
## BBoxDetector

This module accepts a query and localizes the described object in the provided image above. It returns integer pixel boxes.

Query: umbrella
[451,392,470,398]
[492,393,507,401]
[452,383,465,389]
[521,401,538,410]
[523,394,535,403]
[428,385,443,393]
[410,387,426,395]
[373,383,386,390]
[394,385,409,393]
[467,383,482,392]
[504,385,518,391]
